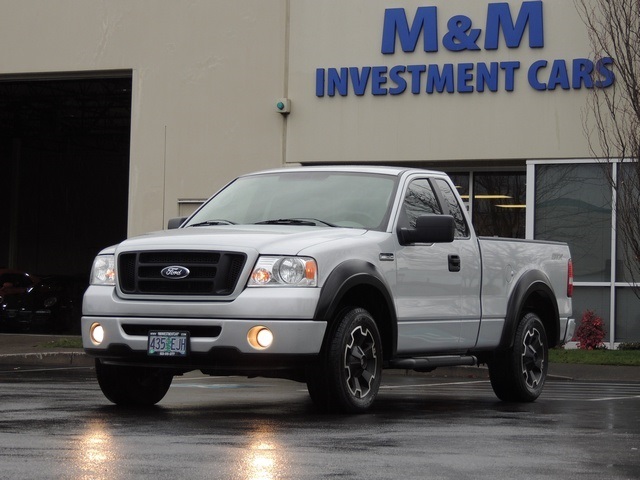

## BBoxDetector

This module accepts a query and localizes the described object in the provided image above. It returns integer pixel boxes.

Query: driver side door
[394,176,482,354]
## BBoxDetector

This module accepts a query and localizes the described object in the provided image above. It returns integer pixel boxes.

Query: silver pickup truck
[82,166,574,412]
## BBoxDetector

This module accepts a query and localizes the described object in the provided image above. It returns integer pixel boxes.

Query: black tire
[488,312,548,402]
[95,359,173,406]
[306,307,382,413]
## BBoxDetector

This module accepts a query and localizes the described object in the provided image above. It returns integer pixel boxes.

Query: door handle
[448,254,461,272]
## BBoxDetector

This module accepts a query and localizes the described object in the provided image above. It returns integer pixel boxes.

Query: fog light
[247,326,274,350]
[90,323,105,345]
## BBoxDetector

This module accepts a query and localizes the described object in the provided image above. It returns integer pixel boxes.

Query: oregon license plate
[147,331,189,357]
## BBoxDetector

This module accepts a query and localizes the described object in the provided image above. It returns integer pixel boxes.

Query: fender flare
[314,259,398,357]
[499,270,560,350]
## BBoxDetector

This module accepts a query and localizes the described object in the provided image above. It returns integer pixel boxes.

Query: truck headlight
[90,255,116,286]
[248,256,317,287]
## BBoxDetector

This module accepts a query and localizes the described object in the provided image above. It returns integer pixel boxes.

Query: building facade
[0,0,637,343]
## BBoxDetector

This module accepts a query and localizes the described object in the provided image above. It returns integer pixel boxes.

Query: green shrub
[618,342,640,351]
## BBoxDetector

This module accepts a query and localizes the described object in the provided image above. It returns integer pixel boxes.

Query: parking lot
[0,366,638,480]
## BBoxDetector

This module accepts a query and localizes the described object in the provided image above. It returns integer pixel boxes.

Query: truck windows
[433,178,470,238]
[400,179,442,228]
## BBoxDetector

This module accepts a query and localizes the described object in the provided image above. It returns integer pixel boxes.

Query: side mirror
[167,217,187,229]
[398,214,455,245]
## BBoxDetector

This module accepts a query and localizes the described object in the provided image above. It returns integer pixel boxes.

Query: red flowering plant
[573,310,607,350]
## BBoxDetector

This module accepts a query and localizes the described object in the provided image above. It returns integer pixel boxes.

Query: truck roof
[239,165,447,178]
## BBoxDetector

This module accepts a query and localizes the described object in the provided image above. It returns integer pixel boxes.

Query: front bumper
[82,284,326,355]
[82,315,327,357]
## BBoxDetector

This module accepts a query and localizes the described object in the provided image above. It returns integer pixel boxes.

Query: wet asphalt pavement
[0,365,639,480]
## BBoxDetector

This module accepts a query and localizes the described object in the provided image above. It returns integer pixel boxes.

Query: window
[615,288,640,342]
[186,171,397,231]
[473,172,526,238]
[445,171,525,238]
[535,164,612,282]
[530,159,640,346]
[433,178,469,238]
[400,179,442,228]
[616,163,640,283]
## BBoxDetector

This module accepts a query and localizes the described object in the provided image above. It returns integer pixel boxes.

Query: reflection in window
[473,172,526,238]
[447,173,470,209]
[616,163,640,284]
[401,179,442,228]
[615,288,640,341]
[186,172,396,231]
[535,164,612,282]
[433,178,469,238]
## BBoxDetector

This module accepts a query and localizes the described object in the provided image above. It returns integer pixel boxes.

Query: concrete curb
[0,352,94,367]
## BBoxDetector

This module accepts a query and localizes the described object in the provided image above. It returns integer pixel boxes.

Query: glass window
[615,288,640,342]
[446,172,470,211]
[616,163,640,284]
[572,286,611,342]
[535,164,612,282]
[433,178,469,238]
[186,171,397,231]
[400,179,442,228]
[472,172,526,238]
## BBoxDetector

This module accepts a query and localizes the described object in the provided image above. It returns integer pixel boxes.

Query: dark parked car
[0,270,40,295]
[0,270,87,333]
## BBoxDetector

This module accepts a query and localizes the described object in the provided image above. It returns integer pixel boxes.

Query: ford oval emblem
[160,265,190,279]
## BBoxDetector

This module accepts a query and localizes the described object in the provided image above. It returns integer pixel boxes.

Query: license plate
[147,331,189,357]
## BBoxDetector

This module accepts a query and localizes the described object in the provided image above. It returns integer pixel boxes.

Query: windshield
[184,171,398,230]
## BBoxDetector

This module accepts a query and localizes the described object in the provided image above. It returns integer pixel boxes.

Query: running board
[389,355,478,372]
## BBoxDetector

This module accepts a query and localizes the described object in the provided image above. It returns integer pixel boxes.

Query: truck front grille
[118,251,247,296]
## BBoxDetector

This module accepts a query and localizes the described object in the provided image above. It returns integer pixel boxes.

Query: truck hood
[113,225,368,255]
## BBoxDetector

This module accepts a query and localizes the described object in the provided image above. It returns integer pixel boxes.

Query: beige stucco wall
[0,0,287,236]
[0,0,601,236]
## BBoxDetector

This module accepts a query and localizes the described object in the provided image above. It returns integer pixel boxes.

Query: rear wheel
[489,312,548,402]
[307,307,382,413]
[95,359,173,406]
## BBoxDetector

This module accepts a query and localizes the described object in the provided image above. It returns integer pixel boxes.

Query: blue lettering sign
[426,64,454,93]
[442,16,481,51]
[407,65,427,94]
[389,66,408,95]
[316,68,325,97]
[457,63,475,92]
[548,59,571,90]
[572,58,594,89]
[372,66,388,95]
[328,68,348,96]
[526,57,614,91]
[485,1,544,50]
[316,2,615,97]
[500,61,520,91]
[381,6,438,54]
[528,60,547,90]
[595,57,615,88]
[350,67,371,95]
[477,62,499,92]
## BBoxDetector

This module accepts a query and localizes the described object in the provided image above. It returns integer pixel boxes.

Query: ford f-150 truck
[82,166,574,412]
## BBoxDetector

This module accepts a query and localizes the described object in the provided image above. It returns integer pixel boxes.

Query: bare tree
[576,0,640,295]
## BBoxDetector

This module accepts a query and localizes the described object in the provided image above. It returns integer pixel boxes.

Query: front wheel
[306,307,382,413]
[95,359,173,406]
[488,312,549,402]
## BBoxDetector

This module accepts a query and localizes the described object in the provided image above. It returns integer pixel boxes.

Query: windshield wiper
[188,219,236,227]
[255,218,337,227]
